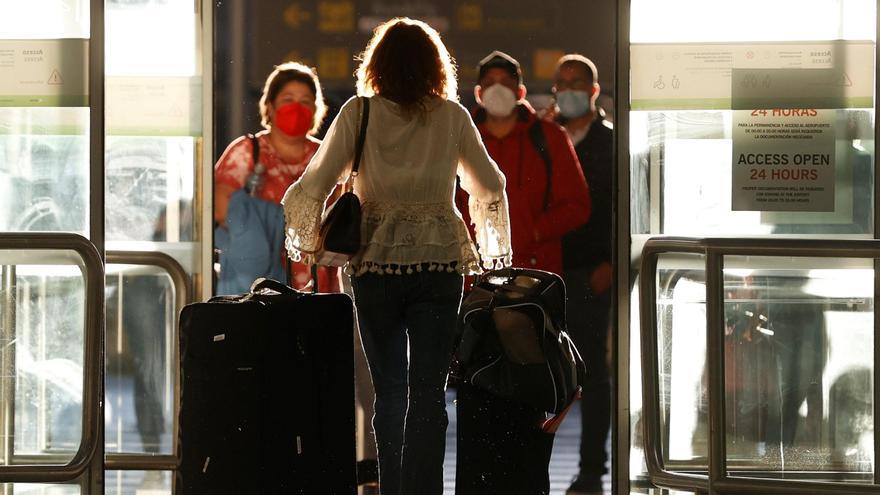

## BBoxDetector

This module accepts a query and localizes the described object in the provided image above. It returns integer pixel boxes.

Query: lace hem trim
[346,257,511,276]
[346,260,467,276]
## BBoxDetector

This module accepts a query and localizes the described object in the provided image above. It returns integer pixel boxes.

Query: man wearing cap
[470,50,591,277]
[552,53,614,495]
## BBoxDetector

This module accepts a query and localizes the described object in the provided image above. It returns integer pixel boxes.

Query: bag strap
[244,133,262,195]
[350,96,371,179]
[527,121,552,211]
[249,133,260,165]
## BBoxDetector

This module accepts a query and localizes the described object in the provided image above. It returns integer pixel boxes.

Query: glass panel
[104,470,171,494]
[629,278,648,480]
[0,483,80,494]
[105,137,195,244]
[105,266,174,456]
[0,262,86,465]
[0,109,89,233]
[630,254,711,484]
[722,256,874,477]
[0,1,89,39]
[630,109,875,236]
[656,255,709,467]
[104,0,203,276]
[629,0,876,237]
[632,0,875,43]
[0,1,92,235]
[629,0,878,486]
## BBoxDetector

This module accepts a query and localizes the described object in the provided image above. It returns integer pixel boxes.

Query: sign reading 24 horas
[732,108,835,212]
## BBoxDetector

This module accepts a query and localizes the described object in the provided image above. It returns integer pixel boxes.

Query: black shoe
[356,459,379,486]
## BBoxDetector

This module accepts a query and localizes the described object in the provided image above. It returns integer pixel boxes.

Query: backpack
[527,121,553,211]
[455,268,585,414]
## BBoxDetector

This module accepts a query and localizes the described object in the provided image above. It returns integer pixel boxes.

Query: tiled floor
[104,377,611,494]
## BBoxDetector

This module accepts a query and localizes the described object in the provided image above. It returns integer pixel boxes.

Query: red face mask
[273,102,314,137]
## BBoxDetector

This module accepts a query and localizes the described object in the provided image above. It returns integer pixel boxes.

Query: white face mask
[480,83,518,118]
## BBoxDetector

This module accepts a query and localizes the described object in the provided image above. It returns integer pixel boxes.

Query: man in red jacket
[470,50,591,275]
[454,50,592,494]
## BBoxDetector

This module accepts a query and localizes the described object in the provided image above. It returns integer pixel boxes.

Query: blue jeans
[351,269,463,495]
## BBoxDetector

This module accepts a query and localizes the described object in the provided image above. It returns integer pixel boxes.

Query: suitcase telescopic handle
[250,277,296,295]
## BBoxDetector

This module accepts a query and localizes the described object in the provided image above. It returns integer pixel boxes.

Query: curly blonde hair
[355,18,458,116]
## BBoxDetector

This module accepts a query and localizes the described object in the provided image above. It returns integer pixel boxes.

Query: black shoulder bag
[310,97,370,267]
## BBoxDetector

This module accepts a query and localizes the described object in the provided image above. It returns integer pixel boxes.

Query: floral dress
[215,131,340,292]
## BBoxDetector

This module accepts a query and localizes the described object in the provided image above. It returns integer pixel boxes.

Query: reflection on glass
[630,109,875,236]
[105,137,195,244]
[105,265,176,454]
[0,482,80,494]
[654,258,709,468]
[629,0,877,488]
[720,258,873,475]
[105,470,171,494]
[648,256,874,478]
[0,108,89,234]
[105,267,174,456]
[1,266,85,464]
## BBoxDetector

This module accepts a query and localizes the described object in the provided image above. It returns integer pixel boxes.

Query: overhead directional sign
[284,3,312,29]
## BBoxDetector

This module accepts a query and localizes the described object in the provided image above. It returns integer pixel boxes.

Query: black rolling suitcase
[176,278,356,494]
[453,268,584,495]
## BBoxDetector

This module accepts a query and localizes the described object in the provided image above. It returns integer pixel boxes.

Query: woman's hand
[214,182,239,226]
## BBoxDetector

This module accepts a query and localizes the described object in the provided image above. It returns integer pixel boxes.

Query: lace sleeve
[281,182,324,264]
[469,196,513,270]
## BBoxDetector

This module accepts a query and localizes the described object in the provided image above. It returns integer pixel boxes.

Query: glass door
[102,0,209,492]
[0,1,104,492]
[621,0,878,493]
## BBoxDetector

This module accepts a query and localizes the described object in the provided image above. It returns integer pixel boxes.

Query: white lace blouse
[281,95,512,276]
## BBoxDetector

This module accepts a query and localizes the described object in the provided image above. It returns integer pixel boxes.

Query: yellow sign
[283,3,312,29]
[318,0,355,33]
[318,47,351,80]
[534,49,565,81]
[456,3,482,31]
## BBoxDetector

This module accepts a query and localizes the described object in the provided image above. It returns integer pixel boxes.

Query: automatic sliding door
[103,0,206,491]
[0,0,104,492]
[626,0,877,493]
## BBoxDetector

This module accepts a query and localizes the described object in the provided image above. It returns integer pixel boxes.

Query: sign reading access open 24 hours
[732,107,834,212]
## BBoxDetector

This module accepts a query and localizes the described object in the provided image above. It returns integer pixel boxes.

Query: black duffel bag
[455,268,585,414]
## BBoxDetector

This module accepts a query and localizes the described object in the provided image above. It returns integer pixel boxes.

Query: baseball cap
[477,50,522,85]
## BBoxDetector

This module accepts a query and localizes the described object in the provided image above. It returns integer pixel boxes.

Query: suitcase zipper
[469,355,502,383]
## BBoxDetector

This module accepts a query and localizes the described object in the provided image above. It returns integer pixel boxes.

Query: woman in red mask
[214,61,339,292]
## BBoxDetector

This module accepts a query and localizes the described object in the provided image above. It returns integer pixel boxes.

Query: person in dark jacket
[552,53,614,495]
[468,50,591,276]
